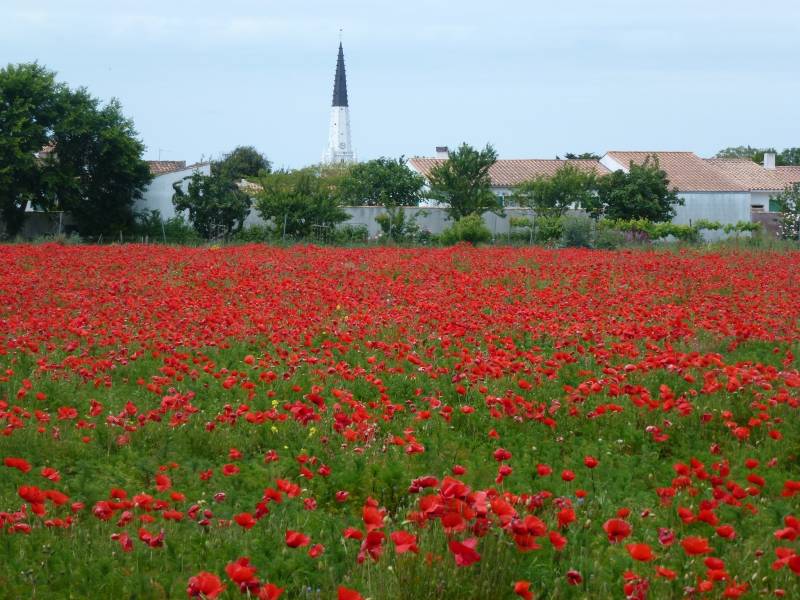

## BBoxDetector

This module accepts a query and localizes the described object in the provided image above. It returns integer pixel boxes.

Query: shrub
[332,224,369,245]
[560,215,593,248]
[134,210,201,244]
[440,214,492,245]
[533,215,564,244]
[231,224,273,243]
[594,226,625,249]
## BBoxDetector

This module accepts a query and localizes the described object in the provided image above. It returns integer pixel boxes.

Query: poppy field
[1,243,800,599]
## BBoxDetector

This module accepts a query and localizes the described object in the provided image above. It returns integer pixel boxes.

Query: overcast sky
[3,1,798,168]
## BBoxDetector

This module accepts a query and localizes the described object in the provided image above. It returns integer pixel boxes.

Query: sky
[2,0,798,168]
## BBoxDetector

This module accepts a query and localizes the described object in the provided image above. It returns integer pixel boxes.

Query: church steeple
[322,37,355,165]
[332,43,348,107]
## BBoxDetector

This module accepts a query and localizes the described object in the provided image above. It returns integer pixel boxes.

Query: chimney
[763,152,776,170]
[435,146,449,159]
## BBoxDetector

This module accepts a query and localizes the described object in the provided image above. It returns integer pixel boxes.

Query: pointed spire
[332,41,348,107]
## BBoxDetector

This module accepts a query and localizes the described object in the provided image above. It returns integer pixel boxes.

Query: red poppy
[338,587,364,600]
[514,580,533,600]
[681,536,712,555]
[390,531,419,554]
[285,530,310,548]
[626,543,655,562]
[448,538,481,567]
[187,572,225,598]
[603,518,632,543]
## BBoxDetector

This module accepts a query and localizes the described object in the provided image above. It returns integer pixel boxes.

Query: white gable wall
[136,164,211,220]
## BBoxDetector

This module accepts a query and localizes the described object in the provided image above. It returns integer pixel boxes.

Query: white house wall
[136,164,211,220]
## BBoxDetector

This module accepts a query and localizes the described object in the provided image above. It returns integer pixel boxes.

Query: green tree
[339,157,424,207]
[254,168,348,239]
[0,63,63,236]
[46,91,151,236]
[714,146,783,165]
[0,62,151,237]
[212,146,271,181]
[778,148,800,166]
[339,157,425,242]
[513,164,597,218]
[172,169,251,239]
[427,143,501,221]
[587,156,682,222]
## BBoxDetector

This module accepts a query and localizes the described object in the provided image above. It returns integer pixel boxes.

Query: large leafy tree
[172,169,251,239]
[254,167,348,239]
[427,143,501,221]
[46,91,151,236]
[212,146,271,181]
[339,157,424,207]
[0,62,151,237]
[513,164,597,218]
[0,63,63,235]
[340,157,425,242]
[587,156,682,222]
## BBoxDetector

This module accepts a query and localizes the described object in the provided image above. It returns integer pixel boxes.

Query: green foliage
[331,224,369,245]
[513,164,597,218]
[593,225,625,249]
[0,62,151,237]
[339,157,424,207]
[172,169,251,239]
[211,146,271,181]
[427,143,502,221]
[560,214,593,247]
[534,215,564,244]
[47,92,152,236]
[254,167,349,239]
[375,208,429,243]
[772,183,800,241]
[439,214,492,245]
[778,148,800,166]
[0,63,62,236]
[714,146,799,167]
[714,145,778,164]
[587,156,682,222]
[230,224,273,243]
[133,209,201,243]
[563,152,600,159]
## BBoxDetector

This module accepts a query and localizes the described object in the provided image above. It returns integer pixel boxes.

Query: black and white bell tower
[322,38,355,164]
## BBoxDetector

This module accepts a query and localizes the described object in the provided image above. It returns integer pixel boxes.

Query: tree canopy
[427,143,501,221]
[513,164,597,218]
[586,156,682,222]
[0,62,151,237]
[339,157,424,207]
[254,167,349,239]
[212,146,271,181]
[715,146,800,166]
[172,169,252,239]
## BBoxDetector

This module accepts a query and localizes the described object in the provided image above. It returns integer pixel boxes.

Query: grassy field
[1,243,799,599]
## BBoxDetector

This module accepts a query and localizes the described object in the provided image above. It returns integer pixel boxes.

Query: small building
[136,161,211,220]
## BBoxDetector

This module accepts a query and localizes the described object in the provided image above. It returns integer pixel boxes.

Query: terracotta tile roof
[705,158,800,191]
[604,151,744,192]
[408,157,609,188]
[147,160,187,176]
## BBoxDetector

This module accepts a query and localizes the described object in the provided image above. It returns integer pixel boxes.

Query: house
[408,153,608,207]
[408,149,800,233]
[136,161,211,220]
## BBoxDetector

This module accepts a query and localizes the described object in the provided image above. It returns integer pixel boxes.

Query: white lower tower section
[322,106,355,165]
